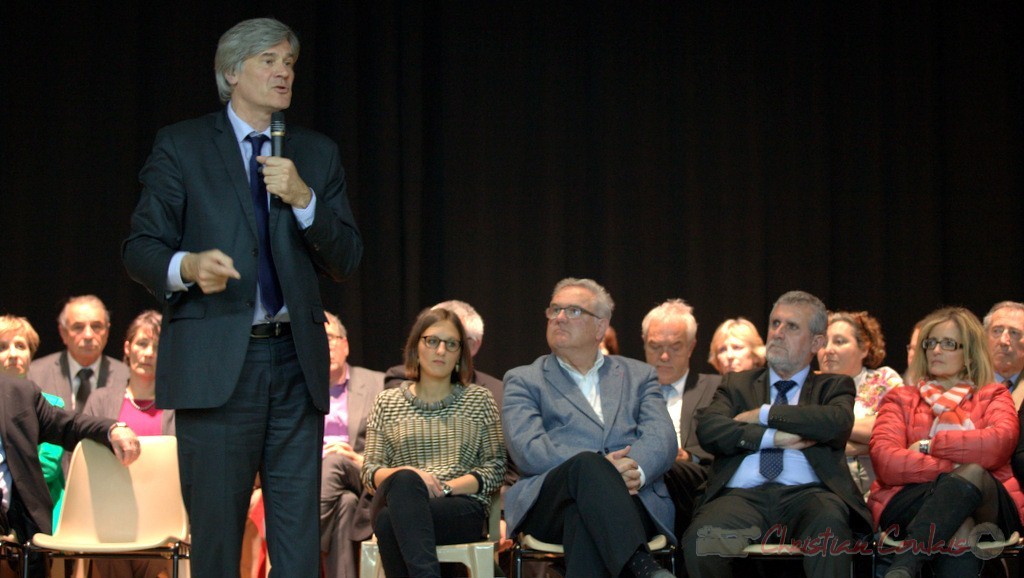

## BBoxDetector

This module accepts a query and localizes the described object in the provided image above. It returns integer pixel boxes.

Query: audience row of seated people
[7,289,1024,577]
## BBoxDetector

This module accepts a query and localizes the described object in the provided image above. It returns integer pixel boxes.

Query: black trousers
[683,483,855,578]
[517,452,660,578]
[663,458,708,575]
[370,469,487,578]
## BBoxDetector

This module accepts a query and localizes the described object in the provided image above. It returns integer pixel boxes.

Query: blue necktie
[661,384,677,401]
[759,380,797,481]
[246,134,283,316]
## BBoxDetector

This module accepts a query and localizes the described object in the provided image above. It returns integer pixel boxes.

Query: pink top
[117,396,164,437]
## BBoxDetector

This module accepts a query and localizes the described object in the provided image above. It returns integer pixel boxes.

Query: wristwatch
[918,439,930,455]
[441,482,453,497]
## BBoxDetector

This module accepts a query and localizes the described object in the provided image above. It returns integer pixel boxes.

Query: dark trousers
[517,452,660,578]
[5,491,44,578]
[177,334,322,578]
[663,458,708,575]
[683,483,854,578]
[370,469,487,578]
[320,452,371,578]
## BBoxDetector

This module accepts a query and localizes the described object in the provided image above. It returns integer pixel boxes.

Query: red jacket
[867,383,1024,526]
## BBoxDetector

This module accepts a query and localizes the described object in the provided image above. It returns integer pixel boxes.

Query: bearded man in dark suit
[123,17,362,578]
[682,291,871,578]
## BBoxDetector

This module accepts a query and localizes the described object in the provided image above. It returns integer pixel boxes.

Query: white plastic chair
[360,492,502,578]
[511,532,674,577]
[25,437,190,578]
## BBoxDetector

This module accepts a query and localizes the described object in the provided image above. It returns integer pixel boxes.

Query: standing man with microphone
[123,17,362,578]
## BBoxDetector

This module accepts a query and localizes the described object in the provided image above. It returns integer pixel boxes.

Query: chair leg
[466,544,494,578]
[359,541,380,578]
[511,544,521,578]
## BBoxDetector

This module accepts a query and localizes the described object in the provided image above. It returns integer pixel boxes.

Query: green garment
[38,391,65,527]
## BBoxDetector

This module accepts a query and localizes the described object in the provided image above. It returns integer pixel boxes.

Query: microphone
[270,112,286,157]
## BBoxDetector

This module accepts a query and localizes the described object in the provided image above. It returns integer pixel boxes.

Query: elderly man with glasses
[983,301,1024,409]
[502,278,676,578]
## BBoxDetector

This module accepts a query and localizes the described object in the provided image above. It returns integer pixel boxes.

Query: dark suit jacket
[0,375,116,536]
[384,364,504,410]
[676,371,722,465]
[122,109,362,411]
[695,367,872,530]
[503,354,678,541]
[27,351,130,413]
[82,383,176,435]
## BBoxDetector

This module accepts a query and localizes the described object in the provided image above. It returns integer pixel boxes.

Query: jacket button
[246,301,255,309]
[252,248,259,257]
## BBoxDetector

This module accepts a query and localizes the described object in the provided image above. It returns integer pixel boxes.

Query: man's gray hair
[324,311,347,338]
[983,301,1024,329]
[773,290,827,336]
[215,18,300,104]
[431,300,484,342]
[642,299,697,342]
[58,295,110,327]
[552,278,615,320]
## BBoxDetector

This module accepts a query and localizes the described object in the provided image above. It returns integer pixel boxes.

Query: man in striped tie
[681,291,872,578]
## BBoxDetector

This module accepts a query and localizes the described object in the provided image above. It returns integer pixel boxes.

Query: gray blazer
[28,351,130,413]
[677,372,722,465]
[344,365,385,453]
[502,354,678,542]
[81,382,176,435]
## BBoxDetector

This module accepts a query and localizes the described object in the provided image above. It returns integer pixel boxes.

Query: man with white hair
[641,299,721,573]
[29,295,130,412]
[983,301,1024,409]
[384,300,503,407]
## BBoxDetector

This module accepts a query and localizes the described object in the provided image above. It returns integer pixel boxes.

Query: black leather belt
[250,322,291,339]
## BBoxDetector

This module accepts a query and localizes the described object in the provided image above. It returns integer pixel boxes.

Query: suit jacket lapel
[753,370,771,406]
[214,111,259,240]
[599,359,624,438]
[678,371,700,448]
[543,356,602,427]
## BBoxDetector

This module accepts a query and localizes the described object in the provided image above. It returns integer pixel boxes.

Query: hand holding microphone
[257,112,312,209]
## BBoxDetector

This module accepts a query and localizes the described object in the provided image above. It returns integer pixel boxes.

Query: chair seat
[30,535,184,553]
[519,533,668,554]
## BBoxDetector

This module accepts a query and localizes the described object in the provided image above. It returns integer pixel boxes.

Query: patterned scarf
[917,379,975,436]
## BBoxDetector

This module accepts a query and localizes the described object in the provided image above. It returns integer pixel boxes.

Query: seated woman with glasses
[869,307,1024,578]
[361,307,506,577]
[707,317,766,374]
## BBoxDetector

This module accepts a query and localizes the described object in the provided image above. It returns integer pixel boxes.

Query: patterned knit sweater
[361,382,506,507]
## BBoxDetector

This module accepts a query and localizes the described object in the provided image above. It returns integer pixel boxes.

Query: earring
[455,362,461,373]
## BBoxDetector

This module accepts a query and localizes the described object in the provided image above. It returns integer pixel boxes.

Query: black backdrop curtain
[2,1,1021,379]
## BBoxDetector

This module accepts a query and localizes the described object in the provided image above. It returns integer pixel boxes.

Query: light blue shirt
[725,365,821,488]
[555,352,648,488]
[165,103,317,323]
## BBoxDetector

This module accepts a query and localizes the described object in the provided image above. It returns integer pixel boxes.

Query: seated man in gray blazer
[503,278,675,578]
[319,312,384,578]
[641,299,721,574]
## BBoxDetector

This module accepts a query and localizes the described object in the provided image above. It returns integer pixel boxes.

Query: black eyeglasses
[421,335,462,352]
[545,305,601,320]
[921,338,963,352]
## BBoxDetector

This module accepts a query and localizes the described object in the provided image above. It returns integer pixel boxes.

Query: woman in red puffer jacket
[868,307,1024,578]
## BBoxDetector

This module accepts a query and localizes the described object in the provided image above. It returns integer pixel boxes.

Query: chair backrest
[486,491,501,543]
[51,436,188,544]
